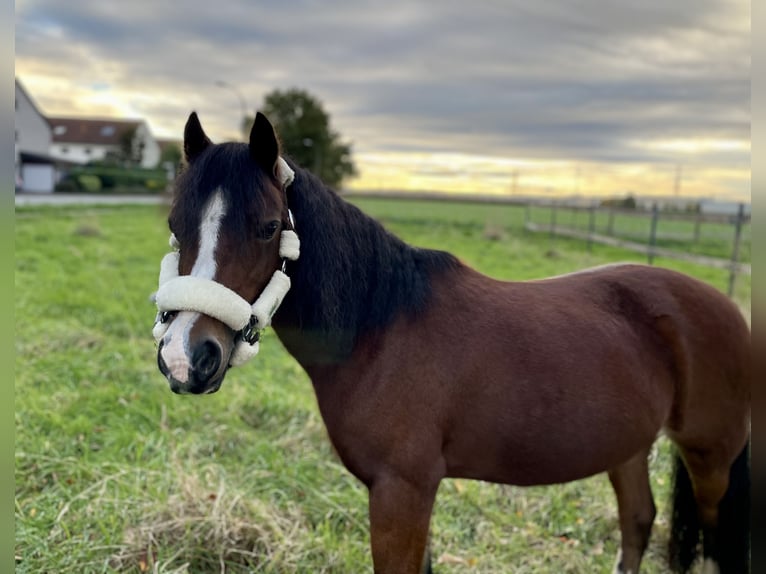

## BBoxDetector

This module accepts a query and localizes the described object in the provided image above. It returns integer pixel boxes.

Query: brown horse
[154,112,750,573]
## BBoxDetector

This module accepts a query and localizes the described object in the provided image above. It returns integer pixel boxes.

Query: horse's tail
[668,449,700,573]
[715,437,750,573]
[668,438,750,573]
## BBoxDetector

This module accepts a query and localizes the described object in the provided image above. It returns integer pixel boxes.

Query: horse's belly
[444,437,648,486]
[442,383,670,486]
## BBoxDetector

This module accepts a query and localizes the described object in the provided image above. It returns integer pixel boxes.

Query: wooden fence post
[550,201,558,239]
[587,201,596,252]
[727,203,745,297]
[648,203,659,265]
[693,211,703,243]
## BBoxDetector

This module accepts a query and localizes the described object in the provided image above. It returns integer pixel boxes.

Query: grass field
[15,199,751,573]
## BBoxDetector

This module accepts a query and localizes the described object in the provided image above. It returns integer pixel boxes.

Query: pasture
[15,198,750,573]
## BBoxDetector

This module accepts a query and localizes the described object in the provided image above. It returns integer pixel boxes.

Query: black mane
[277,161,460,363]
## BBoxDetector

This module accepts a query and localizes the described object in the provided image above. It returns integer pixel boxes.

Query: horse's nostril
[192,340,222,383]
[157,340,170,377]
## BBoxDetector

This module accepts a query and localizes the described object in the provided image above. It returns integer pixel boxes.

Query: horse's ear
[184,112,212,163]
[249,112,280,176]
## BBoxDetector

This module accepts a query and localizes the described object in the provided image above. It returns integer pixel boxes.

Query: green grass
[15,199,750,573]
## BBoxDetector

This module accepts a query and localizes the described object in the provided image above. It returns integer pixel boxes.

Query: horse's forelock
[171,143,279,247]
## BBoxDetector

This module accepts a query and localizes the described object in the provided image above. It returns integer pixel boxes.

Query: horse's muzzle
[157,338,226,395]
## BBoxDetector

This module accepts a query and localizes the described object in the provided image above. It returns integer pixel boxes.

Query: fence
[523,201,750,297]
[342,191,751,298]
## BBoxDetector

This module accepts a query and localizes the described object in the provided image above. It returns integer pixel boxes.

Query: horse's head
[155,112,296,394]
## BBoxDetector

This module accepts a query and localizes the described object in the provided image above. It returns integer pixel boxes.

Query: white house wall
[15,83,51,156]
[49,142,115,165]
[22,164,56,193]
[136,123,161,168]
[49,126,161,168]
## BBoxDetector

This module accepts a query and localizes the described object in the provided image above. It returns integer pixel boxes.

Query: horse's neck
[271,167,457,369]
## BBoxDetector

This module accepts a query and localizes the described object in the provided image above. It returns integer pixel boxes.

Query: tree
[158,141,182,171]
[244,88,356,189]
[103,126,145,167]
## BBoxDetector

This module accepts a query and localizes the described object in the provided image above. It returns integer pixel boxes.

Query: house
[16,78,165,192]
[699,199,751,217]
[633,196,701,213]
[15,79,57,192]
[48,117,161,168]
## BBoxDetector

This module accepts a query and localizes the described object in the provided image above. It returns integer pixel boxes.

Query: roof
[47,117,145,146]
[15,79,47,121]
[19,151,79,167]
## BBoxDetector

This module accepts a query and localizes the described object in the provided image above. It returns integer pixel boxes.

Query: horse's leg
[677,439,750,574]
[608,447,656,574]
[368,474,438,574]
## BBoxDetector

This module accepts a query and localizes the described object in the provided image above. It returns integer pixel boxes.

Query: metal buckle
[158,310,174,323]
[241,315,260,345]
[281,209,296,275]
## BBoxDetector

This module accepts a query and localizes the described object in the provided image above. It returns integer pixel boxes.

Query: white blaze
[160,190,227,381]
[191,191,227,280]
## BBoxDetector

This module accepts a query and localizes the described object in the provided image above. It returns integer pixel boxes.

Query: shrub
[60,165,169,193]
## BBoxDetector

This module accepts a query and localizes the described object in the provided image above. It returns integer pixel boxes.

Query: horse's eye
[262,221,280,240]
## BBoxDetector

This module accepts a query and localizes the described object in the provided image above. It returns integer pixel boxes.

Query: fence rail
[343,191,750,298]
[523,223,751,274]
[524,201,750,296]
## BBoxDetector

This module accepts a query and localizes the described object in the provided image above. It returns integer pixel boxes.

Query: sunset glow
[15,0,750,203]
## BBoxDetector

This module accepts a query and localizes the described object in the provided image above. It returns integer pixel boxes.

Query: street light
[215,80,248,137]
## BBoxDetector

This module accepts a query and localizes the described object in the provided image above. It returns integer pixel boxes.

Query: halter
[152,157,299,367]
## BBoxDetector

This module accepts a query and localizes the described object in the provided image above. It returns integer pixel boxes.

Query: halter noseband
[152,157,299,367]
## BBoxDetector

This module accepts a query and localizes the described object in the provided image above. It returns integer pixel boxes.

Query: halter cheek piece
[152,157,299,367]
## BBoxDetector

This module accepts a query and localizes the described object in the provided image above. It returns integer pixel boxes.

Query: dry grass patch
[111,463,312,573]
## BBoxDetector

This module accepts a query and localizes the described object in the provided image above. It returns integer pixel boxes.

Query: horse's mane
[280,160,460,359]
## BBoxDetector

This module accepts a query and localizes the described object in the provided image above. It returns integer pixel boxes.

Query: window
[53,125,67,136]
[100,126,115,136]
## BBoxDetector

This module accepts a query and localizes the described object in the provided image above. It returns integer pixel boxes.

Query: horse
[153,111,750,574]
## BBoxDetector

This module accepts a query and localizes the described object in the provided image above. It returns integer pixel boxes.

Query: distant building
[631,196,750,215]
[699,199,751,216]
[15,77,165,193]
[15,79,57,193]
[633,196,700,212]
[48,117,161,168]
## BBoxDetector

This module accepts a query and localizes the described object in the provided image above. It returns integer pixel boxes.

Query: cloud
[15,0,750,198]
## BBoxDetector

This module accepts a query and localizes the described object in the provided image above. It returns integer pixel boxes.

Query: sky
[15,0,751,201]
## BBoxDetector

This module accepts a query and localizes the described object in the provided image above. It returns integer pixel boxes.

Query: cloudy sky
[16,0,750,200]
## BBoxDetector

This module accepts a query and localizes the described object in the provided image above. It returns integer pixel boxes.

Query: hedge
[57,165,169,193]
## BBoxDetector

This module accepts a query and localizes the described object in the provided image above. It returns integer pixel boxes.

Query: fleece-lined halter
[152,157,299,367]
